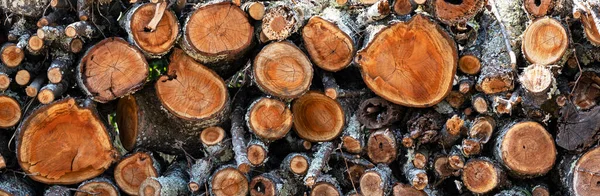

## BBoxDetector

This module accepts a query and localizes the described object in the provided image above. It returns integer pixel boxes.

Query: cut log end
[469,116,495,143]
[156,49,228,121]
[579,11,600,46]
[243,2,265,20]
[342,135,362,154]
[184,2,253,62]
[532,185,550,196]
[520,64,553,93]
[448,155,464,170]
[71,38,83,53]
[410,172,428,190]
[247,98,292,141]
[499,121,556,176]
[462,159,501,194]
[303,16,355,72]
[458,55,481,75]
[472,95,489,113]
[15,70,30,86]
[65,26,77,38]
[394,0,414,15]
[292,92,344,142]
[356,14,457,107]
[79,37,149,103]
[201,126,225,146]
[0,73,10,90]
[433,0,484,25]
[413,153,427,169]
[116,95,138,151]
[130,3,179,55]
[478,76,514,94]
[38,88,58,104]
[262,6,296,41]
[254,41,313,99]
[18,98,118,184]
[367,129,397,164]
[48,67,63,84]
[360,170,384,196]
[249,175,276,196]
[247,144,267,166]
[462,139,482,156]
[392,183,426,196]
[522,17,568,65]
[211,167,248,196]
[1,43,24,67]
[571,146,600,196]
[74,181,119,196]
[0,95,21,128]
[28,35,44,51]
[434,156,456,178]
[524,0,554,18]
[139,178,161,196]
[289,154,309,175]
[445,115,464,136]
[114,152,159,195]
[311,182,340,196]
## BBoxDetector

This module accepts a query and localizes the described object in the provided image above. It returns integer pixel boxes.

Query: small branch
[489,0,517,69]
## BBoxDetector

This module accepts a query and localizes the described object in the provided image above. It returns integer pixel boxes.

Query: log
[472,93,490,114]
[27,34,45,55]
[357,97,403,129]
[428,0,485,26]
[74,176,119,196]
[402,162,428,190]
[524,0,554,17]
[139,160,189,196]
[1,43,24,68]
[187,158,212,193]
[392,183,426,196]
[448,145,465,170]
[310,174,342,196]
[292,92,344,142]
[573,0,600,46]
[341,114,364,154]
[462,158,506,194]
[38,10,65,27]
[77,37,149,103]
[249,170,300,196]
[0,72,10,91]
[494,121,556,178]
[281,153,310,176]
[0,94,21,129]
[304,141,334,186]
[200,126,234,163]
[26,74,46,97]
[439,115,465,148]
[241,2,265,20]
[569,69,600,110]
[367,129,398,165]
[121,3,179,58]
[0,173,35,196]
[356,0,391,28]
[532,184,550,196]
[47,53,73,84]
[468,115,495,143]
[253,41,313,99]
[302,7,357,72]
[433,154,456,181]
[116,85,216,155]
[77,0,91,21]
[155,48,230,127]
[38,81,68,104]
[522,17,569,65]
[209,165,249,196]
[407,110,443,145]
[556,104,600,153]
[50,0,75,9]
[245,97,293,142]
[14,69,31,86]
[56,36,83,53]
[261,0,326,41]
[230,88,252,173]
[65,21,97,39]
[17,98,119,184]
[560,145,600,196]
[458,55,481,75]
[355,14,458,107]
[247,139,268,167]
[462,138,482,157]
[0,0,50,17]
[394,0,416,15]
[44,185,71,196]
[181,1,254,66]
[38,26,65,41]
[360,164,393,196]
[519,64,557,117]
[113,151,161,195]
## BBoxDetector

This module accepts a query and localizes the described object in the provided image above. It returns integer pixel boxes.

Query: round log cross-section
[356,14,457,107]
[0,95,21,129]
[17,98,118,184]
[568,146,600,196]
[522,17,568,65]
[292,92,344,142]
[302,16,355,72]
[123,3,179,57]
[246,97,293,141]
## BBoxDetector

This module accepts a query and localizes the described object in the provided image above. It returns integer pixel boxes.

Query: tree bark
[139,160,189,196]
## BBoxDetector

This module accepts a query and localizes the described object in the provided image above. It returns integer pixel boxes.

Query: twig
[488,0,517,69]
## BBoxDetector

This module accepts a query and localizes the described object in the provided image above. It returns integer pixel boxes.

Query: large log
[560,145,600,196]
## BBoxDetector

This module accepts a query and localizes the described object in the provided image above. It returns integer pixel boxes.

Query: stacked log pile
[1,0,600,195]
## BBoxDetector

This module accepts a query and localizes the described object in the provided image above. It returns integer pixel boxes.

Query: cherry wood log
[245,97,292,142]
[468,115,495,143]
[116,85,217,156]
[38,10,65,27]
[356,0,391,28]
[472,93,490,114]
[394,0,416,15]
[181,1,253,67]
[26,73,46,97]
[560,145,600,196]
[302,7,357,72]
[428,0,485,26]
[494,121,556,178]
[1,43,25,68]
[27,34,45,55]
[139,161,189,196]
[407,110,443,145]
[462,158,506,194]
[50,0,75,9]
[155,48,230,127]
[113,151,161,195]
[200,126,234,163]
[392,183,427,196]
[293,92,344,142]
[357,97,403,129]
[77,0,91,21]
[17,98,119,184]
[402,161,428,190]
[304,142,334,186]
[38,81,68,104]
[0,72,10,91]
[187,158,211,193]
[341,114,364,154]
[249,170,300,196]
[121,3,179,58]
[209,165,249,196]
[522,17,569,65]
[74,176,120,196]
[281,153,310,177]
[462,138,482,157]
[77,37,149,103]
[557,103,600,153]
[65,21,97,39]
[0,173,35,196]
[38,26,65,41]
[261,0,326,41]
[524,0,554,17]
[253,41,313,99]
[310,174,342,196]
[367,128,398,165]
[241,2,265,20]
[458,55,481,75]
[360,164,393,196]
[0,94,21,129]
[519,64,557,117]
[247,139,268,167]
[355,14,457,107]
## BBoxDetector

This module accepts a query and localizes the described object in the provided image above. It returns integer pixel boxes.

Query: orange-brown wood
[247,98,292,141]
[458,55,481,75]
[524,0,554,17]
[578,11,600,46]
[1,43,24,68]
[394,0,414,15]
[78,37,148,103]
[432,0,484,25]
[360,171,384,196]
[303,16,355,72]
[116,95,138,151]
[247,144,267,166]
[462,158,502,194]
[292,92,344,142]
[366,129,397,164]
[311,181,340,196]
[114,152,159,195]
[129,3,178,56]
[571,146,600,196]
[254,41,313,99]
[211,167,248,196]
[28,35,44,52]
[75,181,119,196]
[0,95,21,128]
[15,70,30,86]
[497,122,556,177]
[17,98,118,184]
[356,14,457,107]
[155,49,228,121]
[0,73,9,91]
[392,183,426,196]
[200,126,225,146]
[522,17,568,65]
[289,154,309,175]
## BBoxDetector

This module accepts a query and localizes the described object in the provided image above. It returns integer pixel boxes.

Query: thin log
[65,21,98,39]
[114,151,161,195]
[439,115,465,148]
[281,153,310,177]
[0,94,21,129]
[38,26,65,41]
[341,114,364,154]
[231,88,251,173]
[304,141,334,187]
[247,139,269,167]
[245,97,293,142]
[209,165,249,196]
[139,161,189,196]
[1,43,25,68]
[38,81,68,104]
[188,158,212,193]
[25,74,46,97]
[75,176,119,196]
[38,10,65,27]
[310,174,342,196]
[241,2,265,20]
[249,170,300,196]
[468,115,495,143]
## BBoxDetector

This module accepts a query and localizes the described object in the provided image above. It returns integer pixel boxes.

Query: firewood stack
[1,0,600,195]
